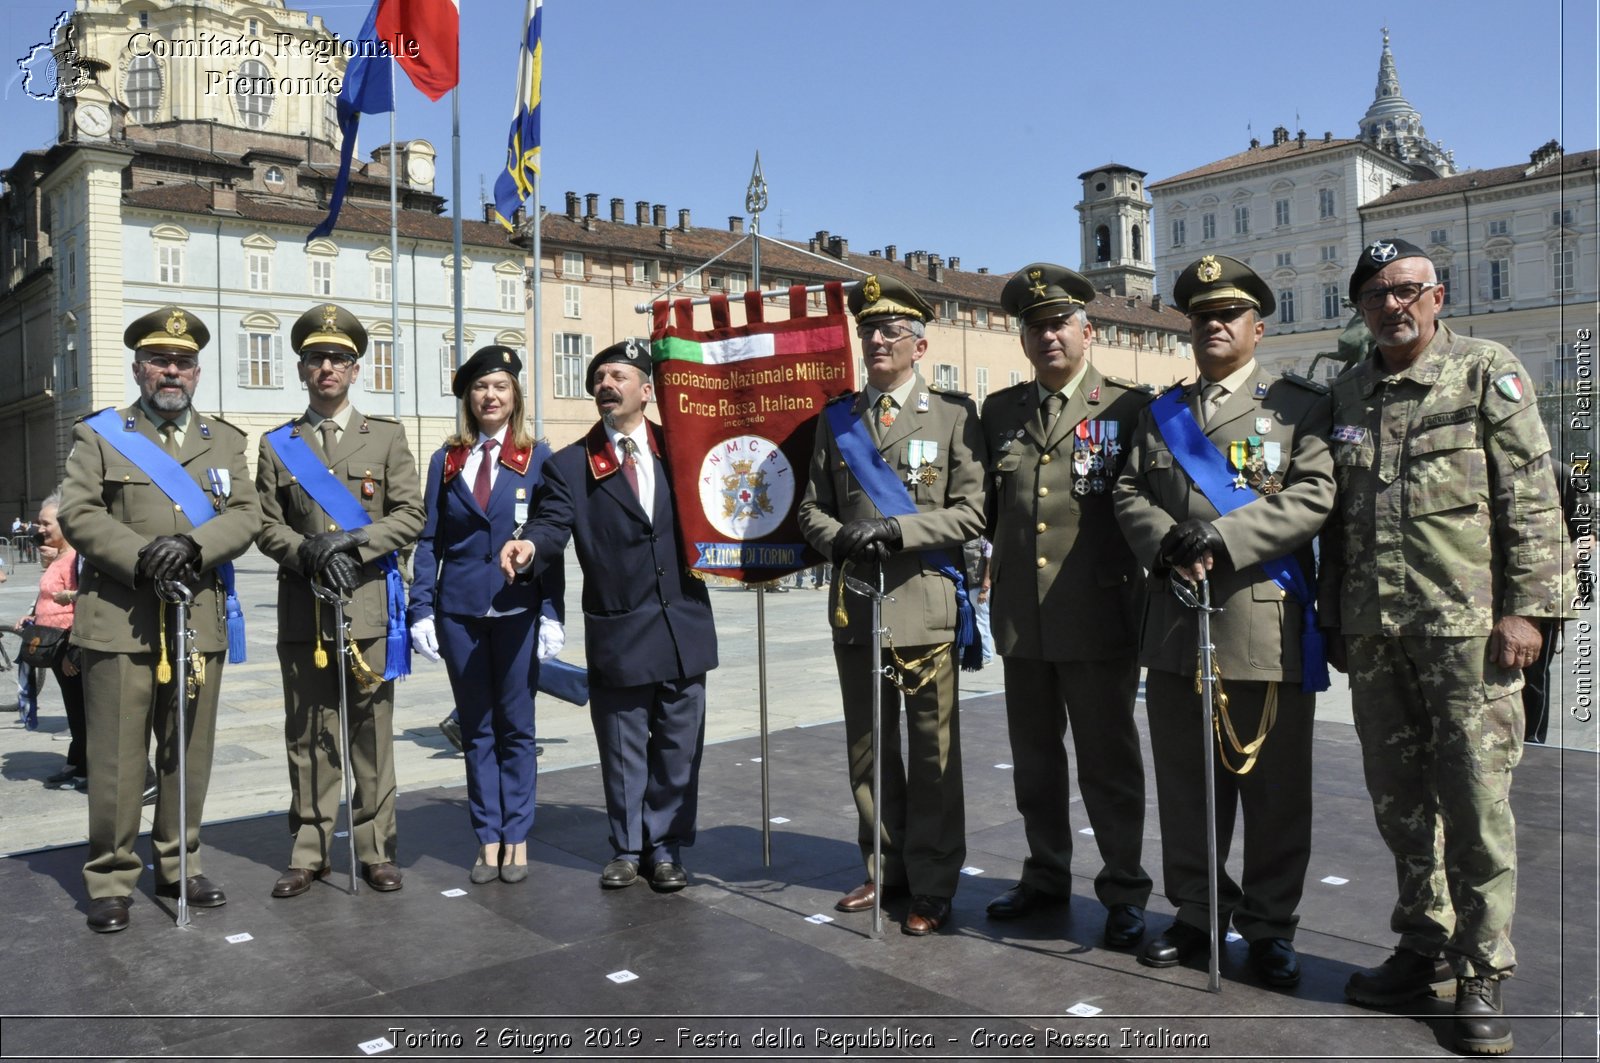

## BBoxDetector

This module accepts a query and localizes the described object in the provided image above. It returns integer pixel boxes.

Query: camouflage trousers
[1347,634,1524,978]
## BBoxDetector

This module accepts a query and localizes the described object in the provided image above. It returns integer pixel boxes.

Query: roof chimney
[977,267,989,275]
[1271,125,1290,146]
[652,203,666,228]
[585,193,599,217]
[949,256,960,271]
[482,203,496,224]
[869,250,881,257]
[660,228,673,249]
[1151,293,1162,310]
[1250,137,1261,149]
[636,200,650,225]
[814,230,829,250]
[928,254,944,282]
[1324,131,1333,142]
[610,197,625,223]
[678,208,691,231]
[729,216,744,234]
[211,183,237,212]
[829,236,848,260]
[1296,129,1307,147]
[565,191,579,220]
[883,244,896,262]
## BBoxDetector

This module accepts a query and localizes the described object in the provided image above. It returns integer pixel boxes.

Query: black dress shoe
[1103,904,1146,948]
[1345,947,1457,1005]
[86,896,132,933]
[155,874,227,908]
[272,867,329,898]
[903,895,952,936]
[1139,920,1211,968]
[1249,937,1301,988]
[650,861,688,892]
[1454,976,1513,1055]
[985,882,1066,920]
[600,857,639,889]
[438,715,464,753]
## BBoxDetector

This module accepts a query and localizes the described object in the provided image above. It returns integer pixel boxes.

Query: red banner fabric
[651,282,855,583]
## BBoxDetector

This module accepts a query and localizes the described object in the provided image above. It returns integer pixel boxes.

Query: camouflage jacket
[1320,324,1572,636]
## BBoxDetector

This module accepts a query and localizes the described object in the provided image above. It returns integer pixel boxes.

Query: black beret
[291,303,368,357]
[586,338,652,394]
[1348,238,1430,300]
[125,305,210,353]
[1172,254,1275,317]
[1001,262,1096,323]
[452,344,523,398]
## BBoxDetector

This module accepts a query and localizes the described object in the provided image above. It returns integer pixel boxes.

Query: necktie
[874,394,897,442]
[1041,392,1063,431]
[474,439,497,510]
[619,437,642,500]
[1201,383,1226,427]
[318,419,339,462]
[158,422,178,457]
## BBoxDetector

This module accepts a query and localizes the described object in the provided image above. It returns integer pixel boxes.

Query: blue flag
[492,0,542,230]
[307,0,394,242]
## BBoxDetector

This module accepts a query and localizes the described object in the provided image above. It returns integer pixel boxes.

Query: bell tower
[1075,163,1155,299]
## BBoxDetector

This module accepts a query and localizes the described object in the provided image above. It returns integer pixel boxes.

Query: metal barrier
[2,535,38,567]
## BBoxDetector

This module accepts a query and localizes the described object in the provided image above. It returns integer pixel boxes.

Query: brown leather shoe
[154,874,227,908]
[272,866,329,898]
[86,895,132,933]
[903,895,952,936]
[362,862,403,892]
[835,880,906,913]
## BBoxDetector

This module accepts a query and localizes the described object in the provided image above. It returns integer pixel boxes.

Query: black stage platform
[2,692,1595,1061]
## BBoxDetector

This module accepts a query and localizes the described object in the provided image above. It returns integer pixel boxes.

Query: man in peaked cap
[59,305,262,932]
[1323,239,1572,1055]
[255,303,424,897]
[978,263,1153,946]
[500,338,717,892]
[1114,255,1334,988]
[799,274,987,936]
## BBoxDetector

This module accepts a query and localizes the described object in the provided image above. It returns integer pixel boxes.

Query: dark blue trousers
[589,675,706,864]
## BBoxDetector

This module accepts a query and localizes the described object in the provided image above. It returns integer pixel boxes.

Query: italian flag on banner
[651,284,856,585]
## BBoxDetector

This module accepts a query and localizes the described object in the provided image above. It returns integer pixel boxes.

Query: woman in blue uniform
[409,346,564,883]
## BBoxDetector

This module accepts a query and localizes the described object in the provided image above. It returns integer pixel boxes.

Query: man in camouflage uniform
[1323,238,1572,1056]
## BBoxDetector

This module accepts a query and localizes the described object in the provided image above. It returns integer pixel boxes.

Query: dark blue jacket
[524,421,717,687]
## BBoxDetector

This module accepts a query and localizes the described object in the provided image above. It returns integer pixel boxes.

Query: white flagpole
[389,55,402,421]
[531,170,543,440]
[452,89,464,382]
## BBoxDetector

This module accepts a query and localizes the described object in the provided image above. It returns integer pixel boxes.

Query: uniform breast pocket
[908,452,951,506]
[1332,441,1374,490]
[102,466,152,526]
[345,462,385,517]
[1405,416,1485,517]
[992,452,1022,506]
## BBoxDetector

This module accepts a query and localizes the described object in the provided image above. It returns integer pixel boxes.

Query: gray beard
[150,386,192,414]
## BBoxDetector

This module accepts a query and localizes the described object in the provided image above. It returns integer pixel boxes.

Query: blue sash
[265,423,410,681]
[84,409,246,663]
[824,399,980,671]
[1149,388,1328,693]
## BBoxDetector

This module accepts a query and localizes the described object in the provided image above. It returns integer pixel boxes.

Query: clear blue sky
[3,0,1594,274]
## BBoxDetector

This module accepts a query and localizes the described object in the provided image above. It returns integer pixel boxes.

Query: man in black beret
[978,263,1153,945]
[1115,255,1334,988]
[256,303,424,897]
[500,338,717,892]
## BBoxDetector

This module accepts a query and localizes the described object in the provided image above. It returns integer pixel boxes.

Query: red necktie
[473,439,497,510]
[619,437,641,499]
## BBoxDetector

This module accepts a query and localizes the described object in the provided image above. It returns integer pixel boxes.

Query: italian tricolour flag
[653,323,847,366]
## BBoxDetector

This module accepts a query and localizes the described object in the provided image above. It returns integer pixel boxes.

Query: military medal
[361,476,376,500]
[206,468,230,512]
[1228,440,1249,489]
[1333,424,1368,444]
[1073,421,1092,477]
[906,439,940,487]
[1260,441,1284,494]
[918,465,939,486]
[1255,417,1273,435]
[1102,420,1122,459]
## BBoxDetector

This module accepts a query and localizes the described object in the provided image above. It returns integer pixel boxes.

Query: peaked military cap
[1001,262,1096,323]
[1348,237,1430,300]
[848,274,937,323]
[1172,254,1275,317]
[124,305,210,354]
[291,303,368,357]
[586,338,652,394]
[452,344,523,398]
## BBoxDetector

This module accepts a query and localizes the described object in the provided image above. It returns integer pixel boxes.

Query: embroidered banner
[651,283,855,583]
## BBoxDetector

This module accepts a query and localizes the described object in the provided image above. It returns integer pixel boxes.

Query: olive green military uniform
[981,365,1153,906]
[1321,323,1571,977]
[799,369,987,900]
[1115,360,1334,942]
[256,408,424,872]
[61,404,260,900]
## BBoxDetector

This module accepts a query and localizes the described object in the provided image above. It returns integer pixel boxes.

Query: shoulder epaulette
[205,413,248,434]
[825,391,858,406]
[931,385,970,400]
[363,413,402,425]
[1102,374,1156,395]
[1158,381,1186,398]
[1277,372,1330,395]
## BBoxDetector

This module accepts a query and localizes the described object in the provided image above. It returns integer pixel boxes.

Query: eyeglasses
[855,322,917,342]
[138,354,198,372]
[301,353,357,370]
[1356,282,1439,311]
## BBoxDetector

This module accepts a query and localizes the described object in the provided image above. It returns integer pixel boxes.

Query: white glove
[536,617,565,661]
[410,616,442,662]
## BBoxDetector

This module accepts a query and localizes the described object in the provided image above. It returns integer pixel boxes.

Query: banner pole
[746,153,772,868]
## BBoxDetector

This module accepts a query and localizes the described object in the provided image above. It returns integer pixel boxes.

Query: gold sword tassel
[313,595,329,669]
[156,600,173,685]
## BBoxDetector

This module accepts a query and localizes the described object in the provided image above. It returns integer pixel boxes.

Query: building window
[373,262,392,301]
[1201,213,1216,241]
[562,284,581,317]
[976,366,989,402]
[1322,284,1341,319]
[1553,248,1575,292]
[553,332,591,397]
[239,332,283,388]
[682,271,701,291]
[324,96,339,141]
[311,257,333,296]
[1319,188,1336,219]
[369,339,396,393]
[1278,289,1295,324]
[263,166,285,188]
[1171,218,1186,246]
[1320,244,1338,261]
[1487,219,1509,237]
[1009,370,1022,387]
[247,249,271,291]
[933,363,958,390]
[1094,225,1111,262]
[727,273,748,294]
[975,307,989,328]
[156,242,183,284]
[66,246,76,291]
[561,251,583,277]
[1430,228,1449,245]
[633,258,659,286]
[1233,204,1250,235]
[234,59,274,130]
[1552,209,1574,227]
[1274,199,1291,227]
[1488,258,1511,300]
[247,17,259,35]
[499,273,521,312]
[1276,251,1293,267]
[1434,265,1451,305]
[1131,224,1143,260]
[127,55,162,124]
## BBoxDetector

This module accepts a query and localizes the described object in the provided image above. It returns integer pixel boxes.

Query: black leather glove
[832,517,902,566]
[1157,519,1227,570]
[136,534,199,583]
[321,551,362,597]
[297,528,368,575]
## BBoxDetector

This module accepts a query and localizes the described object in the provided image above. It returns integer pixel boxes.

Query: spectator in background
[13,490,85,788]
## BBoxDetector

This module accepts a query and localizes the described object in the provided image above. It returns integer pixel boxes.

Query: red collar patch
[500,439,533,475]
[442,443,470,483]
